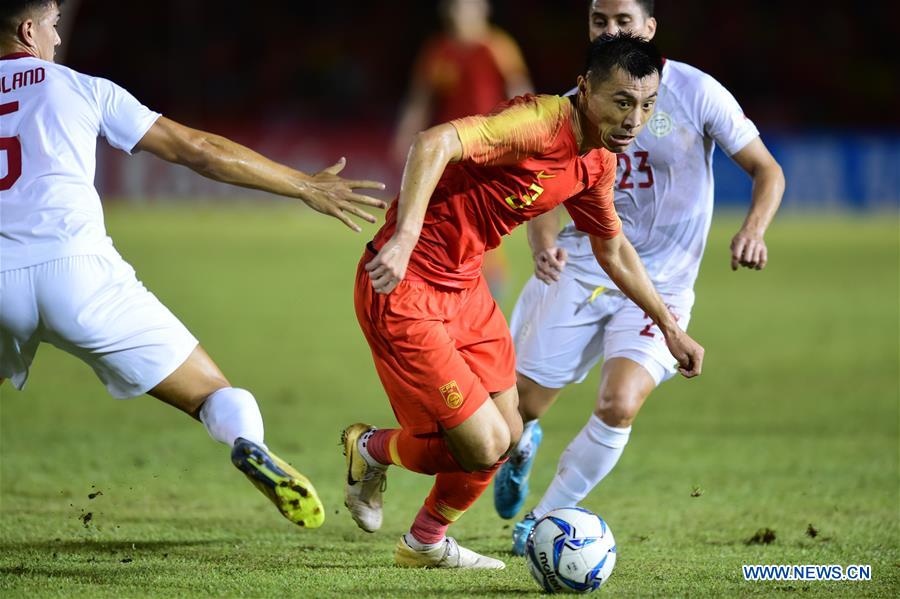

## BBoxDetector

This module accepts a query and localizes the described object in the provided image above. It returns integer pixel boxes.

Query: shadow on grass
[0,538,228,553]
[0,563,162,588]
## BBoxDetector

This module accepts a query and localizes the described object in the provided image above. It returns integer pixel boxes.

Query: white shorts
[510,273,693,388]
[0,254,198,398]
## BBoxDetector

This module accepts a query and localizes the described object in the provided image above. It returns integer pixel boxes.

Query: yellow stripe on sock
[435,501,466,523]
[388,432,403,468]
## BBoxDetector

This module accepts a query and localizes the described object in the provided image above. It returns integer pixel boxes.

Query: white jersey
[559,59,759,294]
[0,54,159,271]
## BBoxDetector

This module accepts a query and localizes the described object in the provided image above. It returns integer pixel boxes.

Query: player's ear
[577,75,589,97]
[17,18,36,47]
[644,17,658,40]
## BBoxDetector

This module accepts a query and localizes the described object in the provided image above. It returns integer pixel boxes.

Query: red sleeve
[449,95,567,166]
[563,151,621,239]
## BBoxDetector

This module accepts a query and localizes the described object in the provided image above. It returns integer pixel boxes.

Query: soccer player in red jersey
[343,33,704,569]
[392,0,533,302]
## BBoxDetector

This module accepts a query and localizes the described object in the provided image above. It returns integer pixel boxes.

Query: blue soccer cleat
[494,421,543,519]
[511,512,537,556]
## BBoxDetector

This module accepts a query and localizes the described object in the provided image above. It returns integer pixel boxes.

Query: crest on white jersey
[647,111,673,138]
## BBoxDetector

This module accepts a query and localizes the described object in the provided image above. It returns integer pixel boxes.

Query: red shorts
[354,253,516,436]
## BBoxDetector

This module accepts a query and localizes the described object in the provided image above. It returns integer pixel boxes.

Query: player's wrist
[739,219,767,238]
[530,241,556,258]
[657,316,681,338]
[394,227,420,248]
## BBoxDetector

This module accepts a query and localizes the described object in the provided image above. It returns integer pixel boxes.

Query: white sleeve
[92,77,160,154]
[698,73,759,157]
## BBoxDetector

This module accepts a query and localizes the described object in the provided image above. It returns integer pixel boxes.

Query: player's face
[28,3,61,62]
[446,0,490,30]
[589,0,657,41]
[577,67,659,153]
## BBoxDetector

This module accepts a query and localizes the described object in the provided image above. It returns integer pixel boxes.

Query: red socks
[366,427,506,546]
[410,462,504,545]
[367,428,462,475]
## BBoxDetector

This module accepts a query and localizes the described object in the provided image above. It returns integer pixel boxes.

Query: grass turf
[1,205,897,597]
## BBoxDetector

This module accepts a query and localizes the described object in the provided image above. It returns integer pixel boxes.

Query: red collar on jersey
[0,52,33,60]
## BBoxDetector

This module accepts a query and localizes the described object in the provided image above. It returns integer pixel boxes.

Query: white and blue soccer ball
[525,507,617,594]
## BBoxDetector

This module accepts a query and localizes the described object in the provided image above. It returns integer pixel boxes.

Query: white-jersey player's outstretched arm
[589,232,704,378]
[526,209,568,285]
[728,138,785,271]
[135,117,386,232]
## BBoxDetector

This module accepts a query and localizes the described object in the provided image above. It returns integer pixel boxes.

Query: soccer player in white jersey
[494,0,785,554]
[0,0,387,529]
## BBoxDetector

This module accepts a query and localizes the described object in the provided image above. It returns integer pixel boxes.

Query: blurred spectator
[391,0,533,162]
[391,0,534,301]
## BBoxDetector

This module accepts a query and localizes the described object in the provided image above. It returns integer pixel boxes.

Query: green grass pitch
[1,205,897,597]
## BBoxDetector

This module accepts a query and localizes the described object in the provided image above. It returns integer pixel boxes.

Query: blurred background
[57,0,900,210]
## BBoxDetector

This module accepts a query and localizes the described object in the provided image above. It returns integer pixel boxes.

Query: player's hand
[663,328,704,378]
[365,234,415,294]
[300,158,387,232]
[533,246,568,284]
[730,227,768,271]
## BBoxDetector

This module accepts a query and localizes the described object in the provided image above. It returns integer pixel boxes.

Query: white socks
[512,419,539,464]
[532,414,630,519]
[199,387,265,447]
[404,532,442,551]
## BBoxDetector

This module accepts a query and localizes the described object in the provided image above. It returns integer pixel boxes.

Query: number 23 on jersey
[617,150,653,190]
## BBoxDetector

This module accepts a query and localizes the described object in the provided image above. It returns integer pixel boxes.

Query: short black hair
[635,0,654,17]
[584,31,662,86]
[0,0,63,37]
[589,0,654,18]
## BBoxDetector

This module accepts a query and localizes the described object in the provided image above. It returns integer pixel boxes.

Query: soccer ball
[525,507,617,594]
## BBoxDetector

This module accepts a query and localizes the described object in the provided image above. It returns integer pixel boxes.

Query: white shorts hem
[107,339,199,399]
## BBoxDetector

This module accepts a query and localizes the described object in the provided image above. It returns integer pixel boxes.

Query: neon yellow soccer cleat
[231,437,324,528]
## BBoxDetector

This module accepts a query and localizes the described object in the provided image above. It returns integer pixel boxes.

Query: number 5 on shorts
[0,101,22,191]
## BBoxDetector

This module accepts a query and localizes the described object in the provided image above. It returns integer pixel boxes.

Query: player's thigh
[0,266,41,388]
[510,274,616,389]
[490,384,523,450]
[356,274,494,437]
[34,254,200,400]
[516,373,563,421]
[453,277,517,396]
[603,292,694,387]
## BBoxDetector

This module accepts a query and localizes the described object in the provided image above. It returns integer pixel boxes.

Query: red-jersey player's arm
[366,95,567,294]
[135,116,386,232]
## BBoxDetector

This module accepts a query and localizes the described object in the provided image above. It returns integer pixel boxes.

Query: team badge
[647,111,673,138]
[439,380,464,409]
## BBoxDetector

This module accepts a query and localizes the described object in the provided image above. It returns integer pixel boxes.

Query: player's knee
[462,426,509,471]
[595,389,642,428]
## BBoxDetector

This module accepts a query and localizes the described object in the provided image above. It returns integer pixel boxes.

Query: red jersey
[372,94,621,290]
[414,28,528,123]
